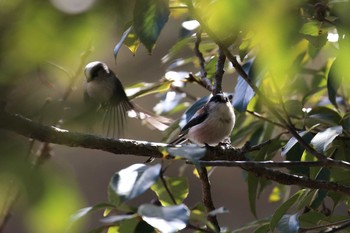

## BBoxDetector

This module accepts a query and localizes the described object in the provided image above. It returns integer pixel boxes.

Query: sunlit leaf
[269,186,281,202]
[282,131,310,156]
[300,21,320,36]
[133,0,170,53]
[167,145,206,163]
[138,204,190,233]
[124,28,140,55]
[151,176,189,206]
[108,164,162,206]
[276,214,300,233]
[310,125,342,153]
[114,26,134,59]
[232,59,261,112]
[208,207,229,216]
[101,214,138,224]
[126,80,173,100]
[107,226,119,233]
[205,56,218,80]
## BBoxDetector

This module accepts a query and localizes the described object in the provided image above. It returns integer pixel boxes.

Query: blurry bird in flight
[84,61,171,137]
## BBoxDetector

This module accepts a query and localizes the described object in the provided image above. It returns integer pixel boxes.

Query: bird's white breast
[187,102,235,146]
[85,78,114,103]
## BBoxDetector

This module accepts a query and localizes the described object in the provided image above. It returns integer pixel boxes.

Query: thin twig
[159,168,177,205]
[197,167,220,232]
[299,219,350,233]
[194,31,213,91]
[246,110,285,128]
[187,73,212,92]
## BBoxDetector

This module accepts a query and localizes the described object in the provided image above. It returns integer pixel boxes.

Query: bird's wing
[180,105,208,133]
[169,105,209,145]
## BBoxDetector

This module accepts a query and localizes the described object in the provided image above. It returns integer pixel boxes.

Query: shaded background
[0,1,286,232]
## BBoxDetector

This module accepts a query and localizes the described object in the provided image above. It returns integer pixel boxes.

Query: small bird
[170,93,235,146]
[84,61,171,136]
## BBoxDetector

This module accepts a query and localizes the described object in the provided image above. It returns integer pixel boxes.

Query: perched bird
[84,61,170,136]
[170,93,235,146]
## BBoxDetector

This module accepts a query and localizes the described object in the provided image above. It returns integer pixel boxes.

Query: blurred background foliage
[1,0,350,232]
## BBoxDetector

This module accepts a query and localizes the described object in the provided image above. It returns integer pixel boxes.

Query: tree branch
[213,48,226,95]
[1,106,350,196]
[197,160,350,169]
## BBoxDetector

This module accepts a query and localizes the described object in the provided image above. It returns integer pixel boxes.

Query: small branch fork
[193,31,213,92]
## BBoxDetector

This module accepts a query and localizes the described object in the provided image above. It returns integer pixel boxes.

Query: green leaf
[253,223,270,233]
[306,106,342,127]
[247,173,259,218]
[204,56,218,80]
[107,226,119,233]
[133,0,170,53]
[298,210,325,227]
[232,218,270,233]
[276,214,299,233]
[166,145,206,164]
[282,131,313,176]
[270,190,304,232]
[138,204,190,233]
[300,21,320,36]
[123,28,140,55]
[232,59,260,112]
[118,218,154,233]
[150,177,189,206]
[114,26,138,59]
[108,164,162,206]
[327,58,342,108]
[162,37,193,63]
[310,125,342,153]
